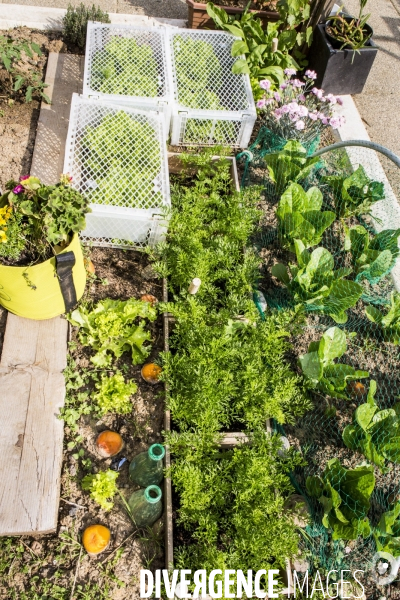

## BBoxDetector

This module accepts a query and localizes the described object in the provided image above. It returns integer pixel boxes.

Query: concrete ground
[1,0,188,21]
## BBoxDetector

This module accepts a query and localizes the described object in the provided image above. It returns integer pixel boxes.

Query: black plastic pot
[306,23,378,96]
[325,14,373,49]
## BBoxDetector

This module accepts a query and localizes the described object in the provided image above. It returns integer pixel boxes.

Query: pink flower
[312,87,324,99]
[284,68,297,76]
[273,92,281,102]
[288,101,300,113]
[257,99,266,108]
[308,112,318,121]
[259,79,271,90]
[290,113,299,122]
[296,120,305,130]
[336,96,344,106]
[13,184,24,194]
[305,70,317,80]
[320,115,329,125]
[280,83,288,90]
[274,108,283,120]
[297,105,309,117]
[265,98,274,106]
[329,117,342,128]
[292,79,305,88]
[19,175,30,182]
[280,104,291,114]
[298,93,306,102]
[325,93,337,104]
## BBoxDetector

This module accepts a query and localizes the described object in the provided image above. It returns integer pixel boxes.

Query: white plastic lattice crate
[168,29,256,147]
[64,94,170,248]
[83,22,172,131]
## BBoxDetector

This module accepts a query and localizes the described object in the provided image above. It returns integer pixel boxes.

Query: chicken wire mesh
[168,30,256,147]
[64,94,170,248]
[247,140,400,596]
[83,22,172,129]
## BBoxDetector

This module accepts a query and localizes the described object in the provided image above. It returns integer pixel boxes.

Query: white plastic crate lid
[64,93,170,211]
[168,29,255,115]
[83,21,172,105]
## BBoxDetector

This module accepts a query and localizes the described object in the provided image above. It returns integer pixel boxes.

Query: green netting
[241,138,400,594]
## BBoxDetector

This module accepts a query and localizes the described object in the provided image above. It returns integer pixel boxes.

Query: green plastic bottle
[128,485,162,527]
[129,443,165,486]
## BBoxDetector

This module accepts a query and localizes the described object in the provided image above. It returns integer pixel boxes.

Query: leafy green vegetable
[299,326,369,400]
[365,292,400,344]
[68,298,157,367]
[81,470,119,511]
[374,503,400,556]
[277,183,335,251]
[272,239,363,323]
[206,1,311,96]
[90,37,159,97]
[172,35,235,143]
[265,141,320,196]
[171,431,305,580]
[323,165,385,218]
[345,224,400,285]
[306,458,375,540]
[92,371,137,415]
[343,380,400,469]
[81,111,163,208]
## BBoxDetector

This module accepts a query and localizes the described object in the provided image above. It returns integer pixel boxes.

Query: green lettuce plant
[81,470,119,511]
[345,224,400,285]
[265,141,320,196]
[343,380,400,469]
[374,503,400,556]
[92,371,137,415]
[365,292,400,344]
[299,326,369,400]
[306,458,375,540]
[271,239,363,323]
[323,165,385,218]
[277,182,335,251]
[68,297,157,367]
[91,36,158,97]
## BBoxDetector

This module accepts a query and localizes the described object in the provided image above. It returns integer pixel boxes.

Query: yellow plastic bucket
[0,233,86,320]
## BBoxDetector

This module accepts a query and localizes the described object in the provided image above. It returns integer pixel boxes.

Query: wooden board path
[0,53,82,535]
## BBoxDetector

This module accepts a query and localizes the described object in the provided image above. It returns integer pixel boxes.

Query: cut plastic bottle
[129,443,165,486]
[128,485,163,527]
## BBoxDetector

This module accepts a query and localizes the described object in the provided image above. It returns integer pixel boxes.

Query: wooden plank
[31,53,84,185]
[0,315,68,535]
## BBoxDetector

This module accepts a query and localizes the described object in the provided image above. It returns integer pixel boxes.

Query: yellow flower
[0,230,7,243]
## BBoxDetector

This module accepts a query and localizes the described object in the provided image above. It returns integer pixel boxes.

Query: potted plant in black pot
[306,0,377,95]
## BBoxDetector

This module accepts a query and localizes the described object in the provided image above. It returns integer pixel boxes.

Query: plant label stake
[188,277,201,294]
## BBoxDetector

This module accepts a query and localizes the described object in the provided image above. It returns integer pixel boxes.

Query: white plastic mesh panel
[169,30,252,112]
[178,115,244,147]
[64,95,170,248]
[83,22,170,102]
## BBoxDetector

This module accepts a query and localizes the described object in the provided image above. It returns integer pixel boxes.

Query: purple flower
[288,101,300,113]
[273,92,281,102]
[325,93,337,104]
[296,120,305,130]
[305,70,317,80]
[259,79,271,90]
[284,68,297,76]
[297,105,309,117]
[336,96,344,106]
[13,184,24,194]
[292,79,305,88]
[312,87,324,100]
[329,117,342,129]
[280,83,288,90]
[320,115,329,125]
[290,113,299,122]
[298,93,306,102]
[274,108,283,120]
[308,112,318,121]
[256,99,266,108]
[281,104,291,114]
[19,175,30,182]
